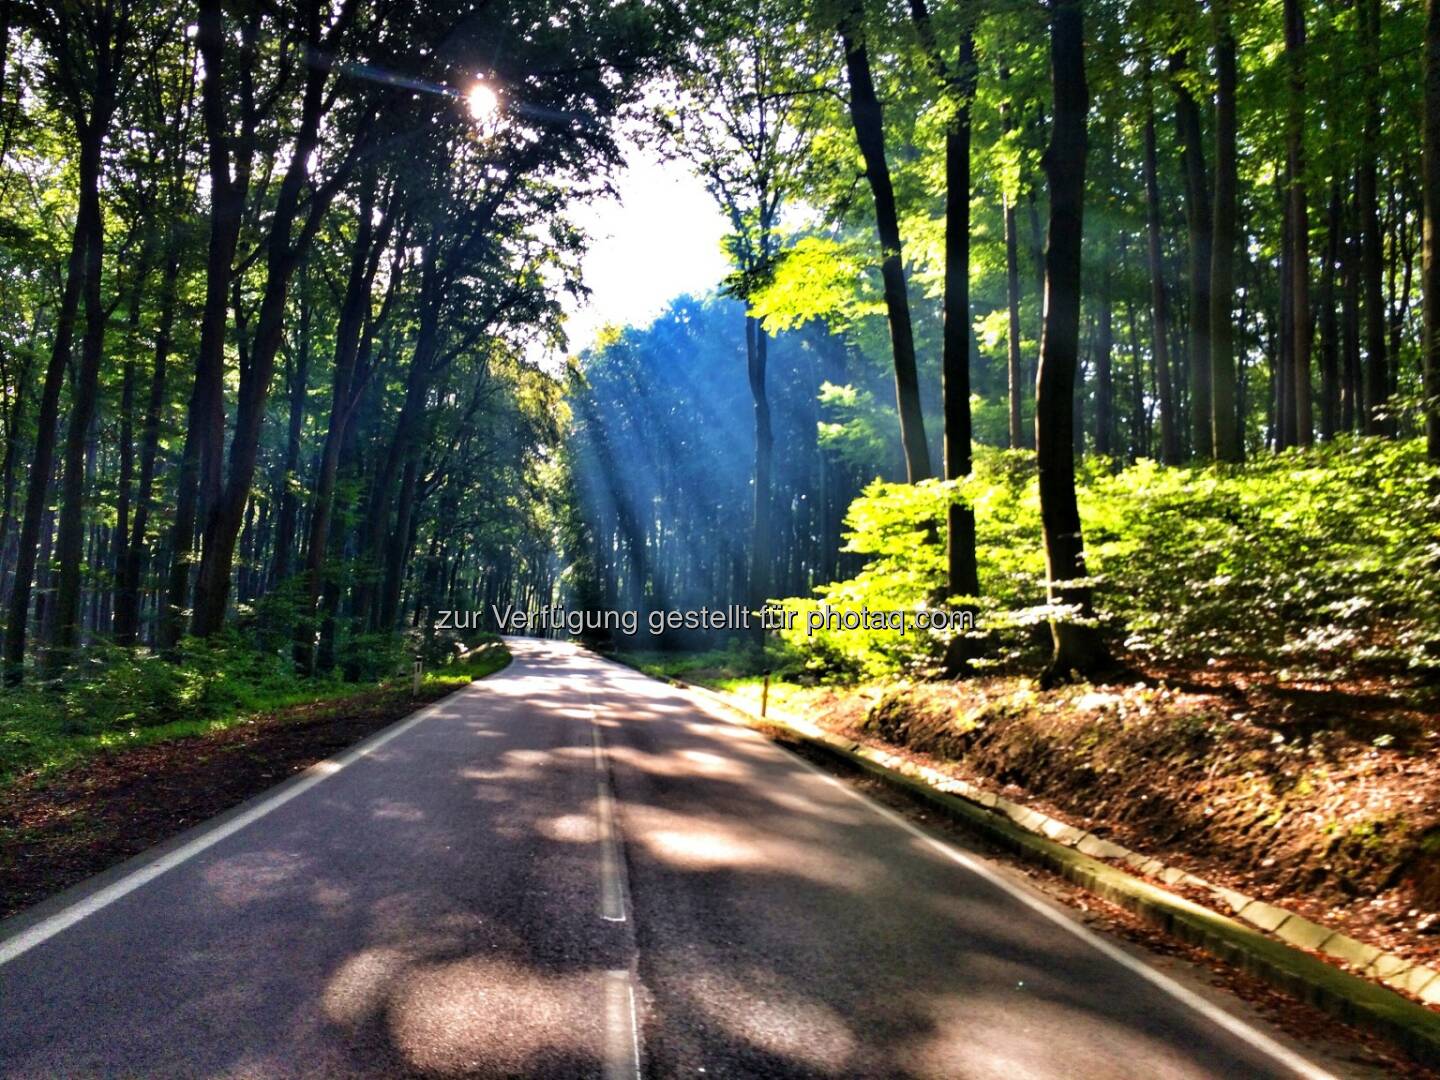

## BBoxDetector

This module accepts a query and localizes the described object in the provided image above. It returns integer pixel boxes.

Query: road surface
[0,639,1348,1077]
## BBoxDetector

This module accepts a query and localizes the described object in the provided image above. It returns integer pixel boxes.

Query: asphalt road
[0,638,1347,1078]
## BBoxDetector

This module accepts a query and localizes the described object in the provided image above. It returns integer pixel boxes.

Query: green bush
[778,437,1440,680]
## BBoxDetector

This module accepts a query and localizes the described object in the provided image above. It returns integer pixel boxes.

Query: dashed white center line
[591,714,628,923]
[603,967,643,1080]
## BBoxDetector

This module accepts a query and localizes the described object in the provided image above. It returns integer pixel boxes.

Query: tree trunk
[191,25,334,638]
[2,145,93,680]
[746,314,773,630]
[270,273,312,588]
[115,244,177,645]
[908,0,980,620]
[1171,52,1213,459]
[1210,4,1242,461]
[1341,190,1362,432]
[162,0,246,650]
[1359,0,1389,436]
[1037,0,1109,684]
[840,2,932,482]
[1094,260,1114,458]
[1284,0,1313,446]
[1426,0,1440,459]
[1318,184,1341,440]
[1142,83,1181,466]
[1001,72,1025,451]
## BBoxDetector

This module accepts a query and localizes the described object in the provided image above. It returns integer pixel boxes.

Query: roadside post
[412,656,423,697]
[761,669,770,718]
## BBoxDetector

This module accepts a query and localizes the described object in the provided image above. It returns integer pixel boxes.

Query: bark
[270,272,312,588]
[1359,0,1389,436]
[1427,0,1440,459]
[745,314,773,624]
[1000,71,1025,450]
[1210,5,1242,461]
[840,2,932,482]
[1318,185,1341,440]
[908,0,979,618]
[1284,0,1313,445]
[1171,52,1213,458]
[161,0,248,649]
[114,245,177,644]
[295,177,390,670]
[1341,190,1362,432]
[1142,84,1181,466]
[45,19,120,671]
[1037,0,1108,683]
[2,125,95,679]
[1094,261,1114,458]
[191,4,341,638]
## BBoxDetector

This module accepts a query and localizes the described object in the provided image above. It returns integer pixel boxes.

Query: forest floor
[0,645,510,920]
[622,649,1440,1001]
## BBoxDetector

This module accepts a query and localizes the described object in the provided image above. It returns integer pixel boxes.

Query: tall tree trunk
[908,0,980,622]
[1037,0,1108,684]
[746,314,773,630]
[115,244,178,644]
[191,19,335,638]
[1426,0,1440,460]
[2,141,94,680]
[1210,4,1242,461]
[1341,190,1362,432]
[270,272,312,588]
[1001,71,1025,451]
[1284,0,1313,445]
[840,2,932,482]
[1142,82,1181,466]
[296,179,389,671]
[162,0,246,650]
[1171,52,1214,458]
[1359,0,1389,436]
[1318,185,1341,440]
[1094,260,1114,458]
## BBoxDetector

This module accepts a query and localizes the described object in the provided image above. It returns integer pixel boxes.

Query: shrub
[778,437,1440,681]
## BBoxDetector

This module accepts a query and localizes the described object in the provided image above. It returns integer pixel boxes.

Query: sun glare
[467,82,499,121]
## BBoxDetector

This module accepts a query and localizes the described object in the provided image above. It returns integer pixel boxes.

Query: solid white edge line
[0,683,480,969]
[658,675,1338,1080]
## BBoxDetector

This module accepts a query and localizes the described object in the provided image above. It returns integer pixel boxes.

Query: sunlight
[466,81,499,122]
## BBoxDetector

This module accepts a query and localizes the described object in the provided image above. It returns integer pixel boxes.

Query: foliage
[779,438,1440,680]
[0,635,509,786]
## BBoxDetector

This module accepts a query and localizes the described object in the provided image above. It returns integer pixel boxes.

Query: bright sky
[536,142,732,369]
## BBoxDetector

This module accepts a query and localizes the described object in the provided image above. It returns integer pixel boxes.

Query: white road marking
[603,967,643,1080]
[589,694,628,923]
[595,655,1339,1080]
[0,684,479,968]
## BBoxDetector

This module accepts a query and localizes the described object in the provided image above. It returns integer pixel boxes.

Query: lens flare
[467,82,499,121]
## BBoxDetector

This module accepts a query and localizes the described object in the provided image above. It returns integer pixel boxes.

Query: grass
[616,643,812,713]
[0,636,510,790]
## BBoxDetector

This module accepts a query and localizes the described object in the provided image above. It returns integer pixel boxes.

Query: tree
[1142,71,1181,466]
[1427,0,1440,462]
[1171,49,1213,459]
[907,0,980,615]
[1035,0,1109,683]
[664,0,826,629]
[839,0,932,483]
[1283,0,1313,447]
[1210,0,1241,462]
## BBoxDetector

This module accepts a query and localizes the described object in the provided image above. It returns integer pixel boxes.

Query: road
[0,638,1347,1078]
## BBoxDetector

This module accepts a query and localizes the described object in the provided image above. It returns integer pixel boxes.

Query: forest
[0,0,1434,693]
[4,0,1440,1067]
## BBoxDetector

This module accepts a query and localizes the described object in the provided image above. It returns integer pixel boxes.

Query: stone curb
[652,673,1440,1070]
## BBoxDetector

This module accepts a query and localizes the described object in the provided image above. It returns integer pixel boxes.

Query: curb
[654,673,1440,1071]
